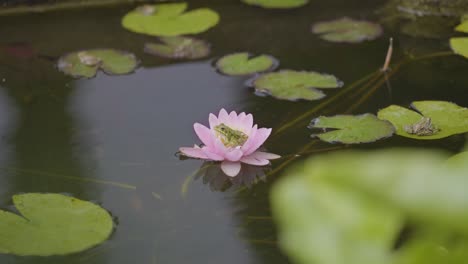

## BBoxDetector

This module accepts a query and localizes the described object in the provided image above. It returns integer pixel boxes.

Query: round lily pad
[377,101,468,140]
[308,114,395,144]
[215,52,278,76]
[312,17,383,43]
[57,49,139,79]
[455,20,468,33]
[250,70,343,101]
[0,193,113,256]
[241,0,309,9]
[144,36,210,59]
[450,37,468,59]
[122,3,220,37]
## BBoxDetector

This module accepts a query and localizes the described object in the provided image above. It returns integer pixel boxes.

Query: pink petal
[194,123,214,149]
[201,147,224,161]
[240,156,269,166]
[243,128,272,156]
[241,125,258,152]
[212,137,229,157]
[225,148,244,162]
[179,147,209,159]
[218,109,229,123]
[243,114,254,131]
[221,161,242,177]
[209,113,220,129]
[250,151,281,160]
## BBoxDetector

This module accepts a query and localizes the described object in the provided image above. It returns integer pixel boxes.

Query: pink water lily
[180,109,280,177]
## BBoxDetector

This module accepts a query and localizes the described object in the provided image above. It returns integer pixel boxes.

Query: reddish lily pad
[312,17,383,43]
[144,36,210,59]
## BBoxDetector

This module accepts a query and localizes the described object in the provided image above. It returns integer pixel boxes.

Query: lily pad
[241,0,309,9]
[215,52,278,76]
[450,37,468,59]
[144,36,210,59]
[377,101,468,140]
[312,17,383,43]
[122,3,220,37]
[57,49,139,78]
[250,70,343,101]
[309,114,395,144]
[455,20,468,33]
[0,193,113,256]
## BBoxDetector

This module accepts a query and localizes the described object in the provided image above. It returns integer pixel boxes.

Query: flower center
[214,123,248,148]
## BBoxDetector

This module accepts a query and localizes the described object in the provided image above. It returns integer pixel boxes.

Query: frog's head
[214,123,248,147]
[214,123,231,138]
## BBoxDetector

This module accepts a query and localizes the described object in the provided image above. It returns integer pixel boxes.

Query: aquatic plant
[144,36,210,59]
[179,109,280,177]
[312,17,383,43]
[215,52,278,76]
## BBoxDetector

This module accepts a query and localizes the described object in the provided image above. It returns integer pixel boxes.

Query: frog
[136,5,156,16]
[404,117,439,136]
[214,123,248,148]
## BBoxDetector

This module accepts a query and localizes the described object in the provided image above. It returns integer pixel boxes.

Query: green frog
[214,123,248,148]
[404,117,439,136]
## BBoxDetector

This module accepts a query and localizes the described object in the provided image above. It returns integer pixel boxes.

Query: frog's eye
[220,127,226,131]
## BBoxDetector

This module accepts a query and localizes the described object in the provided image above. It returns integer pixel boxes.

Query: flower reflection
[194,161,270,192]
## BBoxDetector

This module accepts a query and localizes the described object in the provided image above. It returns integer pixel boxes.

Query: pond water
[0,0,467,263]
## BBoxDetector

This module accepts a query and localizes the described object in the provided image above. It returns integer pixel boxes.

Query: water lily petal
[240,155,269,166]
[218,108,229,123]
[244,127,272,155]
[225,148,244,162]
[241,125,258,152]
[201,147,224,161]
[249,151,281,160]
[212,137,229,156]
[221,161,242,177]
[179,146,209,159]
[194,123,214,148]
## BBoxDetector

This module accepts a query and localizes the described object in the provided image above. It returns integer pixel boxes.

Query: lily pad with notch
[249,70,343,101]
[308,114,395,144]
[215,52,278,76]
[57,49,139,79]
[241,0,309,9]
[450,37,468,59]
[0,193,113,256]
[312,17,383,43]
[144,36,210,59]
[122,2,220,37]
[377,101,468,140]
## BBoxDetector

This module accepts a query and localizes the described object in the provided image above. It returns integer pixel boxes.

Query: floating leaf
[312,17,383,43]
[455,20,468,33]
[271,149,468,264]
[144,36,210,59]
[450,37,468,59]
[0,193,113,256]
[57,49,139,78]
[445,151,468,168]
[215,52,278,76]
[122,3,220,37]
[309,114,395,144]
[377,101,468,140]
[250,70,343,101]
[241,0,309,9]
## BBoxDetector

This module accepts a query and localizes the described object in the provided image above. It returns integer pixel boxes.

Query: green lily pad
[445,151,468,168]
[241,0,309,9]
[250,70,343,101]
[377,101,468,140]
[0,193,113,256]
[144,36,210,59]
[309,114,395,144]
[312,17,383,43]
[455,20,468,33]
[122,3,220,37]
[215,52,278,76]
[450,37,468,59]
[57,49,139,79]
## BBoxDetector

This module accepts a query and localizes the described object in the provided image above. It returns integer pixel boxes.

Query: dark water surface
[0,0,467,263]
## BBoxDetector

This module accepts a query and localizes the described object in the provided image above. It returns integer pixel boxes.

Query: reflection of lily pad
[57,49,139,79]
[450,37,468,59]
[309,114,395,144]
[144,36,210,59]
[122,3,220,37]
[0,193,113,256]
[446,151,468,168]
[215,52,278,76]
[312,17,383,43]
[250,70,343,101]
[377,101,468,140]
[241,0,309,9]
